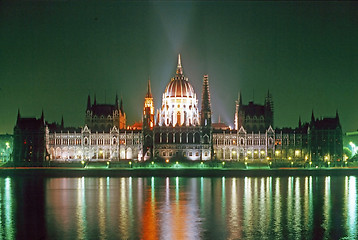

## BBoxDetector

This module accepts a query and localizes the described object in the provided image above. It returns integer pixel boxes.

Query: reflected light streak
[347,176,357,237]
[274,177,281,237]
[293,177,301,235]
[119,177,129,239]
[322,176,331,239]
[98,178,106,240]
[304,177,310,228]
[259,178,266,235]
[243,177,253,235]
[141,177,158,240]
[3,178,14,239]
[76,177,87,239]
[287,177,293,237]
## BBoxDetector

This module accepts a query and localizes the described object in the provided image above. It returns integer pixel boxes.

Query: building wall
[47,126,142,161]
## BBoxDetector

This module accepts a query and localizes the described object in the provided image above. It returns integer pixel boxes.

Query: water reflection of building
[13,55,343,164]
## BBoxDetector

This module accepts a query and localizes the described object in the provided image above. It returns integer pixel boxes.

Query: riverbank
[1,167,358,177]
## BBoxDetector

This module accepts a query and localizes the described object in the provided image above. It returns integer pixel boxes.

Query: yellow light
[176,161,178,164]
[81,161,85,164]
[309,161,312,165]
[328,161,330,165]
[245,157,248,160]
[107,161,110,165]
[291,162,293,165]
[129,161,132,165]
[201,162,203,165]
[266,157,270,160]
[288,157,292,160]
[222,162,225,165]
[247,151,251,154]
[165,159,169,163]
[151,161,154,165]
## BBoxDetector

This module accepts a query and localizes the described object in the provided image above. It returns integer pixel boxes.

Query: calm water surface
[0,175,357,239]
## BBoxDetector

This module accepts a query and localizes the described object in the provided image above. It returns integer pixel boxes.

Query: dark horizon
[1,1,358,134]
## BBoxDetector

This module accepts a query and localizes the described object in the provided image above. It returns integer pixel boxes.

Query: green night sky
[0,1,357,134]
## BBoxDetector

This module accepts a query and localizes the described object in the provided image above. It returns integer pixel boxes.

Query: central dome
[158,54,200,127]
[164,78,195,98]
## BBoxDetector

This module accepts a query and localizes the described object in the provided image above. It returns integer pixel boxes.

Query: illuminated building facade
[13,55,343,164]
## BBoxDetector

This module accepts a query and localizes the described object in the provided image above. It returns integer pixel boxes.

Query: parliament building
[13,55,343,164]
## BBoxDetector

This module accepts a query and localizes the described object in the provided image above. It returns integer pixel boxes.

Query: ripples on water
[0,176,357,239]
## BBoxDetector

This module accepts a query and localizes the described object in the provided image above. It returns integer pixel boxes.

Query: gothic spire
[146,79,152,98]
[94,94,97,105]
[311,110,315,123]
[120,96,124,114]
[336,109,340,122]
[115,93,119,109]
[61,115,64,128]
[87,94,91,110]
[201,74,212,127]
[17,109,21,124]
[298,116,302,128]
[238,91,242,105]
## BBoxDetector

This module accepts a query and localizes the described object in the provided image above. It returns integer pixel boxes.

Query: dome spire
[176,54,183,75]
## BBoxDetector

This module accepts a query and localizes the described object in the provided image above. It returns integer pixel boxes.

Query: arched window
[194,132,200,143]
[155,133,160,143]
[168,133,173,143]
[162,133,167,143]
[182,133,187,144]
[188,132,194,144]
[175,132,180,143]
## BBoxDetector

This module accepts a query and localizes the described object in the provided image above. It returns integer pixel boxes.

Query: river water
[0,175,357,240]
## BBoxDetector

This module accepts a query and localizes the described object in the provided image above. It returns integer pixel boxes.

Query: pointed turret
[87,94,91,110]
[298,116,302,128]
[17,109,21,124]
[40,109,45,125]
[146,79,152,98]
[239,91,242,105]
[94,94,97,105]
[61,115,64,128]
[176,54,183,76]
[120,96,124,114]
[336,110,341,126]
[311,110,315,123]
[115,93,119,109]
[200,74,212,127]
